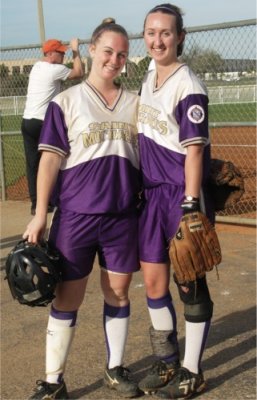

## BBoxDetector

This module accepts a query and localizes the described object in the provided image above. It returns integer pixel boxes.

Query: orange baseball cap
[42,39,68,54]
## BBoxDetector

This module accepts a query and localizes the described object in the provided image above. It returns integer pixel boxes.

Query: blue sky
[1,0,256,47]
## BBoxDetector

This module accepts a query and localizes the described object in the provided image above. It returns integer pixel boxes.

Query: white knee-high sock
[46,306,77,383]
[147,292,177,331]
[147,292,179,363]
[183,320,211,374]
[103,302,130,369]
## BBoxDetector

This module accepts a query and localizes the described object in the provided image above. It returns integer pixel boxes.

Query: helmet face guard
[5,240,62,307]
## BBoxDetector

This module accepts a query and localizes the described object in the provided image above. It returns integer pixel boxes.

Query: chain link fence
[0,20,256,223]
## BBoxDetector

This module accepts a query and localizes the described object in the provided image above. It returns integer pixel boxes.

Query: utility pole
[37,0,46,43]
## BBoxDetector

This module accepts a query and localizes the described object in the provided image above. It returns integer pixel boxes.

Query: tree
[182,47,224,78]
[137,56,151,77]
[0,64,10,78]
[62,61,85,90]
[0,70,28,96]
[10,74,29,95]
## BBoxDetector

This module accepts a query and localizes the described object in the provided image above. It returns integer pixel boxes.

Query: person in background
[137,3,214,399]
[21,38,84,215]
[23,18,141,399]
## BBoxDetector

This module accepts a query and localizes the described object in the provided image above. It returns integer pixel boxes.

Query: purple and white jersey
[39,81,140,214]
[138,64,211,188]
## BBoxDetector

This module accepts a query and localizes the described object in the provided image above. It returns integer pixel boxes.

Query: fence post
[0,112,6,201]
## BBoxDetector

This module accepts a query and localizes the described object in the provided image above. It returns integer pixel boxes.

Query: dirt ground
[0,200,256,400]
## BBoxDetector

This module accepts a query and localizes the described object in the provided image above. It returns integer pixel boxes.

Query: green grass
[0,115,25,186]
[0,102,256,188]
[1,103,256,132]
[0,114,22,132]
[209,102,256,123]
[2,134,26,186]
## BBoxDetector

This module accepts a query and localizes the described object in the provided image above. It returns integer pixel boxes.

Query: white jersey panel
[52,82,139,170]
[138,64,210,155]
[39,82,140,213]
[138,64,211,187]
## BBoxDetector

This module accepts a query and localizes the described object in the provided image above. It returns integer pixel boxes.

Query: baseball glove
[169,212,222,284]
[208,159,244,211]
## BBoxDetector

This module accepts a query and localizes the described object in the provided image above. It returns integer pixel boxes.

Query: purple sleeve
[175,93,209,145]
[39,102,70,156]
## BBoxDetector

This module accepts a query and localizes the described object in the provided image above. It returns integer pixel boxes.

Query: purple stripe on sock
[50,305,77,327]
[147,292,172,309]
[147,292,177,326]
[57,373,64,384]
[104,302,130,318]
[198,319,211,370]
[162,353,179,363]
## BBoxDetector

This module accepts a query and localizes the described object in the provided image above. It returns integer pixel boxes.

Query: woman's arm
[184,144,204,198]
[23,151,62,243]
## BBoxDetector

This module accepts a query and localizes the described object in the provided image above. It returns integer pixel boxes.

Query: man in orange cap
[21,38,84,215]
[42,39,68,54]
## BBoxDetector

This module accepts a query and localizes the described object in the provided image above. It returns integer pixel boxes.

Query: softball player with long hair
[137,4,214,399]
[23,19,140,399]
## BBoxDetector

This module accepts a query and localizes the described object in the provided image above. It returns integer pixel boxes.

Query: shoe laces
[176,367,197,383]
[149,360,170,375]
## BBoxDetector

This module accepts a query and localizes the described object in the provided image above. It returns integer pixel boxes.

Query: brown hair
[90,17,129,45]
[143,3,186,56]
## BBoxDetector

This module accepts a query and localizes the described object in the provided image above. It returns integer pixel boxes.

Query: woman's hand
[23,214,47,244]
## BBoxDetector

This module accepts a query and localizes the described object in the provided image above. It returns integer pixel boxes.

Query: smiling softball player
[137,4,218,399]
[23,18,141,399]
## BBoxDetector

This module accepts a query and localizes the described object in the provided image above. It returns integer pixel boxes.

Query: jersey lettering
[138,104,168,135]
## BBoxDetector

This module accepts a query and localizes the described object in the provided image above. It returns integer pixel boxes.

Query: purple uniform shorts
[139,184,214,264]
[48,209,140,280]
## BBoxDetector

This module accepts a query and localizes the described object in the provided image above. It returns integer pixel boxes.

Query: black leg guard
[174,274,213,323]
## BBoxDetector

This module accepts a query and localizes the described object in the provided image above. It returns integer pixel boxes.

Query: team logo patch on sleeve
[187,105,205,124]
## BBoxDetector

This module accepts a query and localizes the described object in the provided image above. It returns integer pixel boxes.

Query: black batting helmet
[5,240,62,307]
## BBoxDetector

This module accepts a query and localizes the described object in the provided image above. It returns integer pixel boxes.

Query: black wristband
[184,195,199,202]
[181,198,200,214]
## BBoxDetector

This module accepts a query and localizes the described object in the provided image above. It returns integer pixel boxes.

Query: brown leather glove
[169,212,222,284]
